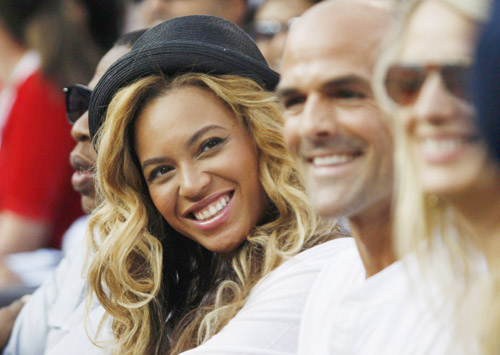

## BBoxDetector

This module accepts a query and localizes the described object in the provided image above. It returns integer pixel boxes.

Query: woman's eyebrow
[141,125,229,171]
[142,157,168,171]
[185,125,228,149]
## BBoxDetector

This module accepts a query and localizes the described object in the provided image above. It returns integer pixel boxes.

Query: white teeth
[313,154,355,166]
[421,138,464,154]
[193,194,231,221]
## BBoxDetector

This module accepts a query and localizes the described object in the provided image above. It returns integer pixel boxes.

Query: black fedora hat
[89,15,279,142]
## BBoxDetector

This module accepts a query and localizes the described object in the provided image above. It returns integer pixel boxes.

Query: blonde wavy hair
[373,0,493,352]
[87,72,337,354]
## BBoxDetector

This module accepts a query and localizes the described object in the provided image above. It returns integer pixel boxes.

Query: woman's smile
[184,190,234,231]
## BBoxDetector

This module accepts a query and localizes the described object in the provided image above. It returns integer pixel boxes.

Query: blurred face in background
[387,0,499,202]
[254,0,314,71]
[70,45,130,213]
[139,0,247,27]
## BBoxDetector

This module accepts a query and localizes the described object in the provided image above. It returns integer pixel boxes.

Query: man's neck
[348,199,395,278]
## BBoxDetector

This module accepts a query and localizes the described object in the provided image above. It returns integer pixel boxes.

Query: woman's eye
[148,166,173,182]
[200,137,225,153]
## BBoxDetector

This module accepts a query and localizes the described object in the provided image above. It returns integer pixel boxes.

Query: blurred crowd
[0,0,499,354]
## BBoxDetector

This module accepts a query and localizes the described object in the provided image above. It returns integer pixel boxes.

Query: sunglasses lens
[441,64,471,101]
[384,65,426,106]
[64,86,91,124]
[253,20,282,41]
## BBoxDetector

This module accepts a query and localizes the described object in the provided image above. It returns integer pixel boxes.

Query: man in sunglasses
[253,0,321,72]
[278,1,399,353]
[1,30,145,353]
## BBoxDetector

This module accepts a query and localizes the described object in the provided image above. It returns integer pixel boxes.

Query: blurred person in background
[1,30,146,354]
[474,0,500,164]
[375,0,499,352]
[27,0,124,87]
[473,0,500,353]
[131,0,248,29]
[253,0,322,71]
[278,2,398,354]
[0,0,123,288]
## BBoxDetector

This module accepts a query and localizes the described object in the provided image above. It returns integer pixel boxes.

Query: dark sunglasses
[63,84,92,124]
[253,17,299,41]
[384,62,471,106]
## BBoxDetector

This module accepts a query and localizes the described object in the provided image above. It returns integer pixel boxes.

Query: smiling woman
[374,0,500,352]
[134,83,267,253]
[86,16,340,355]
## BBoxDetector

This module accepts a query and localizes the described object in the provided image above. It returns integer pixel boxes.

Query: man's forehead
[280,1,390,92]
[279,39,374,93]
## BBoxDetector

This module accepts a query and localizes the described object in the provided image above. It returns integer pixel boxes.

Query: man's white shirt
[298,242,485,355]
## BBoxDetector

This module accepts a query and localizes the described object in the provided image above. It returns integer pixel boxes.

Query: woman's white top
[182,238,357,355]
[5,235,356,355]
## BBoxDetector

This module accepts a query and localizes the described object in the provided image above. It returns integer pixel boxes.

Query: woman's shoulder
[250,237,357,298]
[180,240,357,355]
[299,236,355,257]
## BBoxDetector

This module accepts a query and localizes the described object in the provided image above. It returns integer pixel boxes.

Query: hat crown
[89,15,279,144]
[133,15,268,65]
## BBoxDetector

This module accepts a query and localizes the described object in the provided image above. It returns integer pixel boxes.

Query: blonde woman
[86,16,346,355]
[375,0,500,352]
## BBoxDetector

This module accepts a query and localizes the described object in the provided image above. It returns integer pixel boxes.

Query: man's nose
[300,93,339,139]
[71,111,90,143]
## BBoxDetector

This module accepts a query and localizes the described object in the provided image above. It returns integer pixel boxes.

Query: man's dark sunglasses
[384,62,471,106]
[253,17,299,41]
[63,84,92,124]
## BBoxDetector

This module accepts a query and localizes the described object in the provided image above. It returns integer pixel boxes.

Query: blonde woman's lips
[418,135,479,164]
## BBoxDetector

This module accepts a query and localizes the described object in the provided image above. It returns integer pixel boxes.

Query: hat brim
[89,41,279,141]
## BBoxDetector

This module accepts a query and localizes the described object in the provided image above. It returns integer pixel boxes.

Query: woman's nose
[178,165,212,199]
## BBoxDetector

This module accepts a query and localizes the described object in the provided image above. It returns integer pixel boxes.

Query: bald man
[279,1,465,353]
[277,0,435,353]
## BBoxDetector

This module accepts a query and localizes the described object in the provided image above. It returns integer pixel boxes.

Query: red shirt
[0,70,83,248]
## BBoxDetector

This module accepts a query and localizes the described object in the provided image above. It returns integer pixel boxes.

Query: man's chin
[310,192,351,219]
[81,195,96,214]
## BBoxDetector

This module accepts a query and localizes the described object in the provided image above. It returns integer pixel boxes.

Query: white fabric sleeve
[3,216,89,355]
[181,238,356,355]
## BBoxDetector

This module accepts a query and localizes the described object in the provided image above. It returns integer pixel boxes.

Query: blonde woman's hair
[87,72,337,354]
[373,0,492,352]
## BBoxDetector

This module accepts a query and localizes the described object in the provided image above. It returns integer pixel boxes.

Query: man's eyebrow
[320,75,371,90]
[277,75,371,99]
[276,87,301,100]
